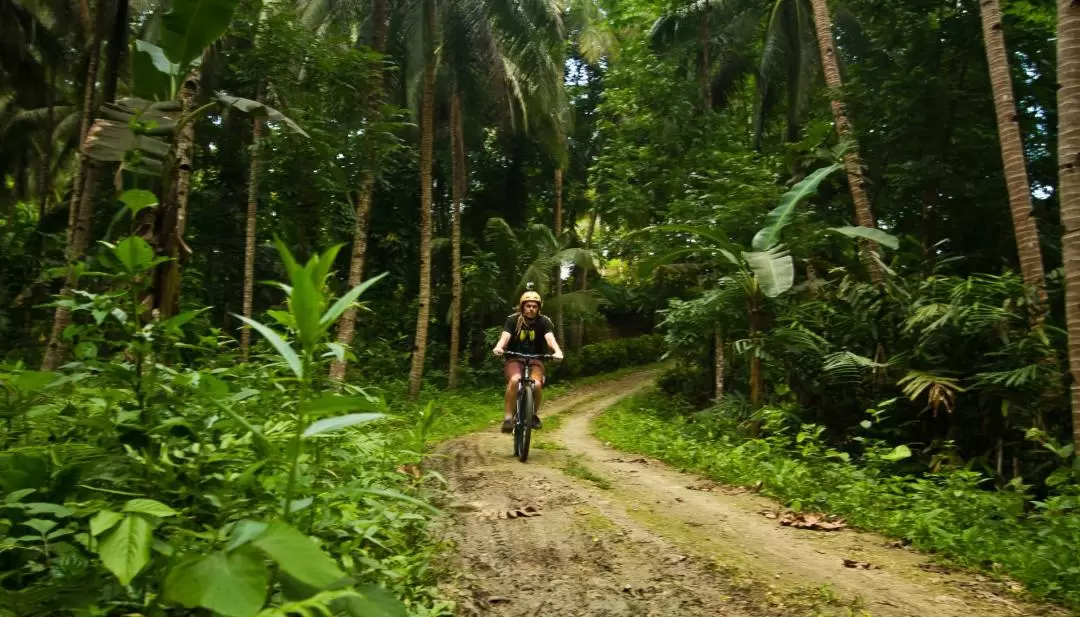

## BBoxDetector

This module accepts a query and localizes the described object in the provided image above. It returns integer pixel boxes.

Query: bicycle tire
[513,385,524,457]
[518,385,534,463]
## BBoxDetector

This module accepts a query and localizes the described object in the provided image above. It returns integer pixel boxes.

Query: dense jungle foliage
[3,0,1080,612]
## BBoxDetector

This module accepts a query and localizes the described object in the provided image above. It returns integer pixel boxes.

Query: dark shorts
[504,359,545,385]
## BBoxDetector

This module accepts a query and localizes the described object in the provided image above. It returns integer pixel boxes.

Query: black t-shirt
[503,313,554,356]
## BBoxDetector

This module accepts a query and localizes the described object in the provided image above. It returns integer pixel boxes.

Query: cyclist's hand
[553,351,564,361]
[493,347,505,357]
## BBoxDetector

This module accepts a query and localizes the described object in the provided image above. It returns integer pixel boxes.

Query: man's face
[522,302,539,318]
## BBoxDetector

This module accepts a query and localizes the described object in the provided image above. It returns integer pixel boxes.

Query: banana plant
[633,163,898,408]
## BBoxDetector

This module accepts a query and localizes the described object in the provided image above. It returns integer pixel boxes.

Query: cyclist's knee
[508,374,522,386]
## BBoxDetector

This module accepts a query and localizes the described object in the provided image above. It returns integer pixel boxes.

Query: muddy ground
[431,370,1068,617]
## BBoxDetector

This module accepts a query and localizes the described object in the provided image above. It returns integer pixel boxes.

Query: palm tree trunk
[714,329,724,401]
[240,89,264,358]
[330,0,390,382]
[38,68,56,220]
[408,0,437,399]
[42,27,102,370]
[574,204,598,349]
[1057,0,1080,452]
[448,87,466,389]
[980,0,1047,302]
[554,166,565,344]
[809,0,883,283]
[700,2,711,109]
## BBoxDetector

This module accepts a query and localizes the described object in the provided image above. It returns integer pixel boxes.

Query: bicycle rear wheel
[517,385,534,463]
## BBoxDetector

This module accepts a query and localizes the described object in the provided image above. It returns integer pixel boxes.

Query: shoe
[501,418,513,433]
[530,414,542,429]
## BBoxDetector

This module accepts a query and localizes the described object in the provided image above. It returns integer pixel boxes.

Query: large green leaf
[132,40,178,100]
[299,394,384,417]
[164,546,269,617]
[340,584,409,617]
[82,119,170,173]
[828,226,899,250]
[744,247,794,298]
[251,521,344,588]
[752,163,843,251]
[98,514,153,585]
[119,189,158,216]
[631,224,741,256]
[273,238,322,351]
[90,510,124,536]
[160,0,241,67]
[111,236,156,274]
[319,272,388,330]
[214,92,310,138]
[123,498,178,518]
[302,413,385,438]
[232,315,303,379]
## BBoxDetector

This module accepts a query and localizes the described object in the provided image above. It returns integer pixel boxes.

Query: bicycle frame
[504,351,550,421]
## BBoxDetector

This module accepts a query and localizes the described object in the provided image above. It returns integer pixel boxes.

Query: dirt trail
[434,369,1064,617]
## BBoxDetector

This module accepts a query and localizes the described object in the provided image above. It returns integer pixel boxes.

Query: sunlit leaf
[251,521,344,588]
[744,247,794,297]
[752,163,842,251]
[98,515,153,585]
[123,498,178,518]
[320,272,388,329]
[828,226,899,250]
[300,394,384,417]
[302,413,385,438]
[232,315,303,379]
[119,189,159,216]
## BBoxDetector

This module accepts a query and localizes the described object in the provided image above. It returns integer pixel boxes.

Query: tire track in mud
[433,369,1065,617]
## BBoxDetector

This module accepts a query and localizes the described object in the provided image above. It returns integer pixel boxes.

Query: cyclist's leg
[502,361,522,432]
[529,362,545,428]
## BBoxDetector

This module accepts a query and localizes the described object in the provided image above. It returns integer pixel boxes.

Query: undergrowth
[593,390,1080,609]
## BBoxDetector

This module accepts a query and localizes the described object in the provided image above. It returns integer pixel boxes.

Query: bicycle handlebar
[502,351,555,361]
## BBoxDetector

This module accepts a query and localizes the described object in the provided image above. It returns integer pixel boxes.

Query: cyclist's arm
[544,332,563,360]
[493,331,511,355]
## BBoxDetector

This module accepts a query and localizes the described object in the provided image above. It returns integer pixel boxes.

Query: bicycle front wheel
[517,385,534,463]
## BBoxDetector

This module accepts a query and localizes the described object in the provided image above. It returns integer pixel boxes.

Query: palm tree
[649,0,815,140]
[329,0,391,380]
[407,0,437,398]
[808,0,882,282]
[404,0,566,394]
[1057,0,1080,452]
[979,0,1047,302]
[41,0,108,369]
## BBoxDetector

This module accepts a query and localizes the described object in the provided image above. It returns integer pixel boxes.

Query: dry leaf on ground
[777,511,847,531]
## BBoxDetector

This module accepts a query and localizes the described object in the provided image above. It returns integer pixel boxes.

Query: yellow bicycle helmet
[519,290,542,309]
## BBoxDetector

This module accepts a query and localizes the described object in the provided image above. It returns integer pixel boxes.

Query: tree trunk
[714,329,724,402]
[41,27,102,370]
[809,0,883,283]
[554,166,564,344]
[1057,0,1080,453]
[699,2,711,109]
[573,205,598,348]
[329,0,390,382]
[38,68,56,221]
[980,0,1047,302]
[408,0,437,399]
[152,69,199,319]
[448,88,466,389]
[240,89,264,358]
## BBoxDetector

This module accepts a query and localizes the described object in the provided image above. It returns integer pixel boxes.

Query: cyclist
[492,289,564,433]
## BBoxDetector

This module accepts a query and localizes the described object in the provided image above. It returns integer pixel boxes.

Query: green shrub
[550,335,665,381]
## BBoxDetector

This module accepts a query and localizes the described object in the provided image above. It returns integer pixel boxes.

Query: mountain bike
[503,351,553,463]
